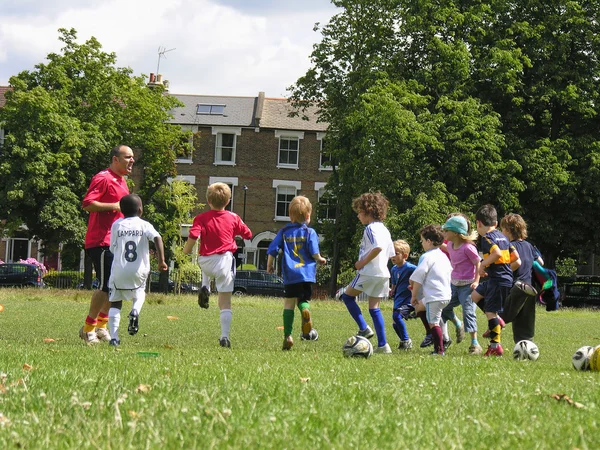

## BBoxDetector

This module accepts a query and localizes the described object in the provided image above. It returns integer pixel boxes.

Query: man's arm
[83,201,121,213]
[153,236,168,271]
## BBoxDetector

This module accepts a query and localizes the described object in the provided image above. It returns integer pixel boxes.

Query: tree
[0,29,190,276]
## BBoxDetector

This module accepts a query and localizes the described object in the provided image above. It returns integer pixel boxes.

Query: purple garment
[446,241,479,282]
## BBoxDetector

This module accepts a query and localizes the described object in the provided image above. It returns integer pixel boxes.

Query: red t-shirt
[82,168,130,249]
[188,210,252,256]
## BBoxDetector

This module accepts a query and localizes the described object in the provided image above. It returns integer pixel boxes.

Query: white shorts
[425,300,450,325]
[109,283,146,303]
[348,273,389,298]
[198,252,235,293]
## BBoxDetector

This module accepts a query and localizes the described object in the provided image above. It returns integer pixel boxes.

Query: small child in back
[390,240,417,350]
[410,224,453,356]
[266,196,327,350]
[108,194,168,346]
[340,192,395,354]
[183,182,252,348]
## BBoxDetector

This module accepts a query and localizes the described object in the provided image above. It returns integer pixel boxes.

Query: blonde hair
[289,196,312,223]
[206,182,231,209]
[393,239,410,256]
[446,212,478,243]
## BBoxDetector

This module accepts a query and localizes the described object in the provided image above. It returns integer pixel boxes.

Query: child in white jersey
[340,192,395,354]
[107,194,167,346]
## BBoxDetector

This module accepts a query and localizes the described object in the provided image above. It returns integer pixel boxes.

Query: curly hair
[352,192,389,221]
[500,213,528,240]
[420,224,444,247]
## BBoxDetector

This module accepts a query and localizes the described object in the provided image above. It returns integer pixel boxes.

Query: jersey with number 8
[109,216,161,289]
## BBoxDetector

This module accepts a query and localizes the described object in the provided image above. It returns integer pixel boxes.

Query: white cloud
[0,0,337,97]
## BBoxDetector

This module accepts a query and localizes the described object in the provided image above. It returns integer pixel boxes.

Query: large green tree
[292,0,600,278]
[0,29,190,266]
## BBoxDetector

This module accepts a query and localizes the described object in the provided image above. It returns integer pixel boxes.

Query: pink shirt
[82,168,129,249]
[446,241,480,283]
[188,210,252,256]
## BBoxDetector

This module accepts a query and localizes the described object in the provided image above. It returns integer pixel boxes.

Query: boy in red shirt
[183,182,252,348]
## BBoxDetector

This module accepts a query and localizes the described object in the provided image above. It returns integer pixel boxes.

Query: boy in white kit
[107,194,168,346]
[340,192,395,354]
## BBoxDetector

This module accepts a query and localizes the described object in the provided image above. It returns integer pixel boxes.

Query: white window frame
[275,130,304,170]
[272,180,301,221]
[3,237,31,262]
[317,132,332,171]
[209,176,238,211]
[175,125,195,164]
[213,127,241,166]
[0,128,5,148]
[314,182,336,223]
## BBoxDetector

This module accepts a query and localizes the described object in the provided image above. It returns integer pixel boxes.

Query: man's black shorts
[86,247,113,293]
[284,282,313,301]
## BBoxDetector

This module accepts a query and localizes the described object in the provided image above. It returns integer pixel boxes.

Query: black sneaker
[219,337,231,348]
[198,286,210,309]
[109,338,120,347]
[128,311,139,336]
[443,338,452,351]
[420,334,433,348]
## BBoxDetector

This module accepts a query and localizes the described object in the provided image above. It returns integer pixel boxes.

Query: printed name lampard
[118,229,143,237]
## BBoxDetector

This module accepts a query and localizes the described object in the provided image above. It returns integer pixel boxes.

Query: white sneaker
[374,343,392,354]
[79,327,100,345]
[357,325,374,339]
[95,328,111,342]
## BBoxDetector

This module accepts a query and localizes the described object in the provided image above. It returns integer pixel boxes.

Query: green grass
[0,288,599,449]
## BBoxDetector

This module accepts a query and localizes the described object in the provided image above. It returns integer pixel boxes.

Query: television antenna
[156,46,176,75]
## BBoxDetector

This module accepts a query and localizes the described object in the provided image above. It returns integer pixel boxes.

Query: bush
[44,270,84,289]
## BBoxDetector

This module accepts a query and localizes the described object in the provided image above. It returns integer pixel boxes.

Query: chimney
[149,73,156,83]
[157,74,163,84]
[254,91,265,128]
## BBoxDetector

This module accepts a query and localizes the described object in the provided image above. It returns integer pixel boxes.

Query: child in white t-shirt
[340,192,395,354]
[108,194,167,346]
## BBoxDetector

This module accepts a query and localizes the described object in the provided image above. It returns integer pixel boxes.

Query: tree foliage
[291,0,600,268]
[0,28,189,258]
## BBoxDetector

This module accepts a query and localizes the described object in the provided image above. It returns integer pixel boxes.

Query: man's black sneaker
[198,286,210,309]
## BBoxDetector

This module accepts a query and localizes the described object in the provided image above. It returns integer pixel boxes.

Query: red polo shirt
[82,168,130,249]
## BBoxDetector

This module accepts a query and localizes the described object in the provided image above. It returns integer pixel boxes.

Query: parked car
[77,272,199,294]
[233,270,285,296]
[0,263,45,288]
[561,277,600,308]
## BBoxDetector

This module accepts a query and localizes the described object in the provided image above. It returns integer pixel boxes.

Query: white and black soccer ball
[342,335,373,358]
[513,340,539,361]
[572,346,594,371]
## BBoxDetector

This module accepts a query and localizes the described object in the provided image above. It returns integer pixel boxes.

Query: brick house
[170,91,332,270]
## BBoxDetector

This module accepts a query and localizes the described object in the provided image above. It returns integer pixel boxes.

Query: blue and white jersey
[358,222,394,277]
[267,222,321,285]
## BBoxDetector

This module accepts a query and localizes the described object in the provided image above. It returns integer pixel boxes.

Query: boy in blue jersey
[390,240,417,350]
[471,204,520,357]
[267,196,327,350]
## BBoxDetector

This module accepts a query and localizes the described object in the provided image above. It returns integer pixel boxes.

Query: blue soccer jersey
[267,223,321,285]
[391,262,417,309]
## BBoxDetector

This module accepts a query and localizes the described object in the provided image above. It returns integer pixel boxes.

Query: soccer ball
[512,340,539,361]
[590,346,600,372]
[342,335,373,358]
[572,346,594,371]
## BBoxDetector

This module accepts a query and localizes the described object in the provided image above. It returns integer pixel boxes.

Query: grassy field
[0,288,599,449]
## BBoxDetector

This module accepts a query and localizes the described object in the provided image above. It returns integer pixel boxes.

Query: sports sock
[441,320,450,341]
[431,325,444,353]
[298,301,313,335]
[341,293,368,331]
[454,318,462,329]
[83,316,97,333]
[392,310,409,341]
[417,310,431,333]
[96,312,109,329]
[108,307,120,340]
[132,296,146,316]
[488,317,501,344]
[471,337,479,346]
[283,309,294,337]
[220,309,232,338]
[369,308,387,347]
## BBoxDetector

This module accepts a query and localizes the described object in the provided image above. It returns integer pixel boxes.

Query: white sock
[220,309,232,338]
[442,320,450,341]
[132,297,145,316]
[109,307,121,340]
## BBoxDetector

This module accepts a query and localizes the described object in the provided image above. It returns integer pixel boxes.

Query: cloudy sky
[0,0,339,97]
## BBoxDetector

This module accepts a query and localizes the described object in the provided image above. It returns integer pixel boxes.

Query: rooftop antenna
[156,46,176,75]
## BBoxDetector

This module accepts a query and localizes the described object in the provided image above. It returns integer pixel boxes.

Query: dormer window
[196,104,225,115]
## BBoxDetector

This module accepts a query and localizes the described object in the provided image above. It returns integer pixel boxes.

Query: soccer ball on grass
[512,340,539,361]
[342,335,373,358]
[572,346,594,371]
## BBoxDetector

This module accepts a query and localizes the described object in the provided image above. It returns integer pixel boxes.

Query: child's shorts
[475,280,511,313]
[349,273,389,298]
[425,299,450,325]
[198,252,235,293]
[109,283,146,303]
[394,304,415,319]
[285,282,313,301]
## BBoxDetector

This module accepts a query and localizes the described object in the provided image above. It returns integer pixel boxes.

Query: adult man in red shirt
[79,145,134,344]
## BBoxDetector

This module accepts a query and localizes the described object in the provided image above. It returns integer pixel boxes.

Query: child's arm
[471,259,481,290]
[313,253,327,265]
[355,247,382,271]
[410,281,422,306]
[153,236,168,271]
[478,247,502,277]
[183,237,197,255]
[266,255,276,274]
